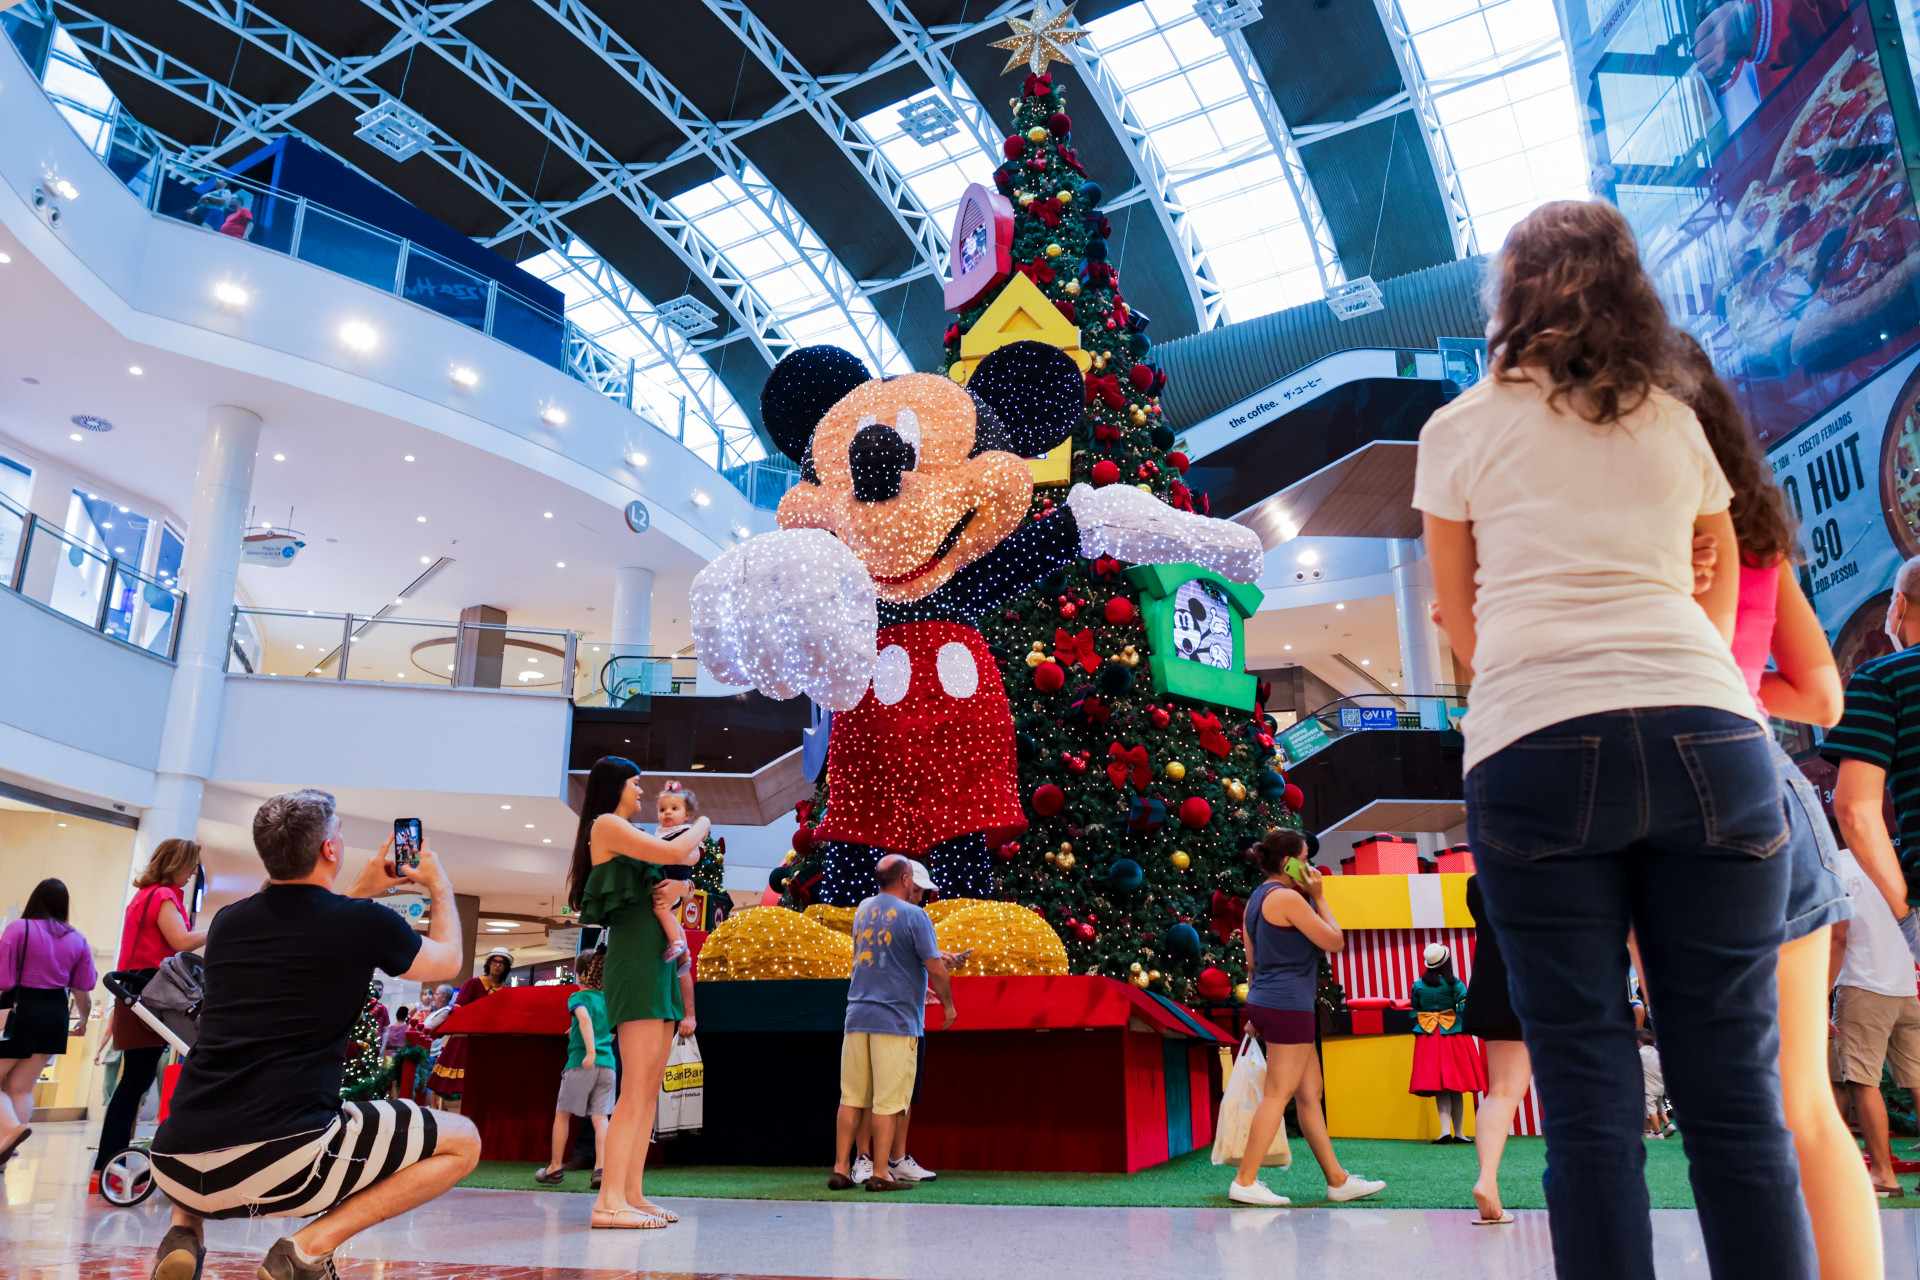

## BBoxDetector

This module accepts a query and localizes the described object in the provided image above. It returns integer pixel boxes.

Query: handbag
[652,1032,704,1139]
[0,921,33,1042]
[1210,1032,1292,1167]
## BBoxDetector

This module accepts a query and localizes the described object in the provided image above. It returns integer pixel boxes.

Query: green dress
[579,857,683,1026]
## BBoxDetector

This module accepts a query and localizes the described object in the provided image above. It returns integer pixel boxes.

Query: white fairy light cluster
[1065,483,1263,583]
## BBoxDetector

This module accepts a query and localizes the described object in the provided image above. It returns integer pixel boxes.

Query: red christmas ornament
[792,825,814,856]
[1150,706,1171,729]
[1126,363,1153,391]
[1090,459,1120,487]
[1104,596,1136,625]
[1104,318,1117,330]
[1075,922,1096,942]
[1003,135,1025,159]
[1197,966,1233,1001]
[1032,783,1066,816]
[1059,601,1078,620]
[996,841,1020,861]
[1179,796,1212,828]
[1066,753,1088,775]
[1166,451,1190,474]
[1283,783,1305,812]
[1034,661,1066,693]
[1054,299,1077,323]
[1047,111,1072,137]
[1029,157,1047,170]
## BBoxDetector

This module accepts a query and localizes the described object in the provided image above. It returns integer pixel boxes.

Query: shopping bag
[1210,1032,1291,1167]
[653,1032,704,1138]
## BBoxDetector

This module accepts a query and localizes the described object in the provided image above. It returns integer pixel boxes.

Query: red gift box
[1348,832,1419,876]
[1437,843,1475,874]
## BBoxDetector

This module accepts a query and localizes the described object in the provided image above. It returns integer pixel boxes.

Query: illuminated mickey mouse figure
[692,340,1263,905]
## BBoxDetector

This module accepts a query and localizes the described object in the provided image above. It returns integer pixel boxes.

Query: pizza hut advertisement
[1661,8,1920,445]
[1763,340,1920,670]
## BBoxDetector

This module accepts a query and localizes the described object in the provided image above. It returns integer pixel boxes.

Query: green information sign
[1278,717,1330,764]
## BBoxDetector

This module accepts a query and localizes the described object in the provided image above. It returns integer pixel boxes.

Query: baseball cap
[906,859,937,891]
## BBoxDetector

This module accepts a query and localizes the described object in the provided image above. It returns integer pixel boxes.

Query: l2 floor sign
[625,499,650,534]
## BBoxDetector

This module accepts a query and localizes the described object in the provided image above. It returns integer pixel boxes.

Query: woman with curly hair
[1415,200,1814,1280]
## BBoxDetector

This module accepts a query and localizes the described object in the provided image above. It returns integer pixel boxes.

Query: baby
[654,782,699,972]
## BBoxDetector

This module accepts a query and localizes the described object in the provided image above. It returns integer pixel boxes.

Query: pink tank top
[1731,558,1779,714]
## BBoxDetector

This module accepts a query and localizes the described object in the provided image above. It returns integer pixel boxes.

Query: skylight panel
[858,96,987,235]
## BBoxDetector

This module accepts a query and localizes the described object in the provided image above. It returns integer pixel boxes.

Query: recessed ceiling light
[339,320,378,352]
[1335,603,1345,610]
[1296,550,1320,566]
[540,405,567,426]
[415,516,426,523]
[690,490,711,507]
[543,512,553,519]
[113,545,124,552]
[273,453,286,462]
[0,252,11,264]
[500,804,511,810]
[542,838,552,844]
[420,556,430,564]
[626,451,647,467]
[519,670,542,681]
[296,644,305,650]
[56,822,66,827]
[128,365,142,376]
[732,524,749,539]
[403,455,415,462]
[397,672,406,678]
[394,597,405,605]
[1360,659,1370,666]
[555,561,565,569]
[524,823,534,829]
[213,281,249,307]
[69,432,81,441]
[450,365,479,387]
[117,506,127,513]
[446,663,454,671]
[1283,644,1292,650]
[102,522,114,530]
[487,921,516,928]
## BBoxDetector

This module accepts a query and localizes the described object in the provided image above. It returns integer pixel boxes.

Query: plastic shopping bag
[653,1032,704,1138]
[1210,1033,1291,1167]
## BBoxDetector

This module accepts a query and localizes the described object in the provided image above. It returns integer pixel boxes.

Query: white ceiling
[1246,593,1408,697]
[0,227,708,652]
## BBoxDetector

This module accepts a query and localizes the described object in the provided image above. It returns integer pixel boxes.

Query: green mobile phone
[1283,857,1307,880]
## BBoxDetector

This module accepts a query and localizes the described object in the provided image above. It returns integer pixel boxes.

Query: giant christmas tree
[780,56,1306,1005]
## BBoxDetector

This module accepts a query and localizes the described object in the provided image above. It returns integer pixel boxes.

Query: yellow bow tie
[1415,1009,1457,1033]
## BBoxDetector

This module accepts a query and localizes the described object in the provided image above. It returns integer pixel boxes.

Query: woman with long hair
[1676,334,1879,1277]
[0,879,95,1164]
[1407,942,1483,1143]
[1228,828,1384,1206]
[1461,873,1529,1224]
[1416,200,1814,1279]
[93,838,205,1194]
[568,757,706,1229]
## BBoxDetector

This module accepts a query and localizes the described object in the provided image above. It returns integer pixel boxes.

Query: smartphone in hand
[393,818,423,869]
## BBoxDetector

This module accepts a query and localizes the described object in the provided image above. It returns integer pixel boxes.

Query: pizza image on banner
[1717,38,1920,373]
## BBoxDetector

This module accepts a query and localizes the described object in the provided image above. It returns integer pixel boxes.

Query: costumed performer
[1409,942,1486,1143]
[426,947,512,1110]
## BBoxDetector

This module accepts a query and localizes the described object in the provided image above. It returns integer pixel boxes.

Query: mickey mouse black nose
[849,422,915,503]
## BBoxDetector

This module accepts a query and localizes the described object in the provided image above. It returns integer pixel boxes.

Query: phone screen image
[394,818,422,867]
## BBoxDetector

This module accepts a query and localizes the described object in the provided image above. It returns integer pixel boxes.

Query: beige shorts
[839,1031,918,1115]
[1833,985,1920,1088]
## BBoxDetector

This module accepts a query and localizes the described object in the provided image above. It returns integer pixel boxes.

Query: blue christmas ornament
[1164,922,1201,958]
[1109,857,1144,891]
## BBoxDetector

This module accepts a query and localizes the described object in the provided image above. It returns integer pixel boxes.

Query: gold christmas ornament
[934,901,1069,976]
[1165,760,1187,781]
[1057,852,1076,871]
[1135,483,1152,492]
[1060,841,1074,854]
[1130,406,1147,425]
[1117,645,1140,666]
[991,1,1089,76]
[1234,982,1250,1002]
[1092,351,1106,368]
[1225,778,1248,802]
[1148,970,1161,983]
[1010,97,1020,107]
[1046,850,1058,864]
[1058,189,1073,202]
[1018,193,1035,206]
[1026,640,1048,668]
[1129,961,1143,973]
[1045,243,1063,258]
[700,906,853,981]
[1170,850,1190,870]
[1026,126,1048,143]
[1065,280,1081,296]
[1132,972,1151,988]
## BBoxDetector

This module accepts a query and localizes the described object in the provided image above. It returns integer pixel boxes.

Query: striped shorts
[151,1099,438,1220]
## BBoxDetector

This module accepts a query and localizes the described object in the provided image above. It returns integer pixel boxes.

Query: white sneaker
[851,1154,873,1183]
[1326,1173,1385,1203]
[889,1155,936,1182]
[1228,1179,1291,1206]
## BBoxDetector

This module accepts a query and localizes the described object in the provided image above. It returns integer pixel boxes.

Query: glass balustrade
[1275,689,1472,768]
[2,494,185,658]
[228,608,579,697]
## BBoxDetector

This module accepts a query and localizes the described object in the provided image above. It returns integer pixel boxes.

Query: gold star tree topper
[991,1,1088,76]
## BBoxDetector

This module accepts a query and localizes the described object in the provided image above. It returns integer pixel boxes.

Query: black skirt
[1462,875,1523,1039]
[0,987,73,1057]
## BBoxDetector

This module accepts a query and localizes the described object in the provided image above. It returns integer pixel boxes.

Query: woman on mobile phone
[1228,828,1384,1207]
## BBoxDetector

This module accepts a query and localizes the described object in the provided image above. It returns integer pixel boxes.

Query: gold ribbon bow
[1415,1009,1457,1034]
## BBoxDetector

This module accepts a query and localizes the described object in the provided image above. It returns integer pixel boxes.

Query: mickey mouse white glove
[1064,483,1264,583]
[691,528,878,710]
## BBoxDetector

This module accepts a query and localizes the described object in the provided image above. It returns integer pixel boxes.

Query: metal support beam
[1072,34,1227,329]
[1371,0,1477,258]
[1218,29,1343,293]
[1293,91,1410,147]
[700,0,948,282]
[862,0,1021,166]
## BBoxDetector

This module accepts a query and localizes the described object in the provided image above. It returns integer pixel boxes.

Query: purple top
[0,919,98,992]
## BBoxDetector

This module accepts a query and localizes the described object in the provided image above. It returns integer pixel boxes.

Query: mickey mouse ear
[761,346,871,465]
[968,340,1083,458]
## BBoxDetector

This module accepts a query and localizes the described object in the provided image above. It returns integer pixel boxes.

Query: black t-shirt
[156,884,422,1153]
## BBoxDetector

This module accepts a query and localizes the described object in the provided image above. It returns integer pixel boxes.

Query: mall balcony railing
[1275,689,1470,769]
[586,652,702,708]
[722,456,802,511]
[0,491,184,659]
[225,606,578,698]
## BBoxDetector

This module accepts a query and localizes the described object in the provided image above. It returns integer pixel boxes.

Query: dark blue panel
[1163,1037,1193,1157]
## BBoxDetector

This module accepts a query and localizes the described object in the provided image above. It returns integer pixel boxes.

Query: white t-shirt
[1411,373,1756,773]
[1833,847,1918,998]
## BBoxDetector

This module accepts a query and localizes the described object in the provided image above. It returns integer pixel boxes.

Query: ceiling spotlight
[450,365,479,388]
[339,321,377,352]
[543,512,553,519]
[128,365,143,376]
[0,252,11,264]
[524,823,534,829]
[404,455,416,462]
[1296,549,1320,566]
[273,453,286,462]
[415,515,426,523]
[690,490,711,507]
[542,838,552,844]
[1360,659,1370,666]
[1283,644,1292,650]
[626,451,647,467]
[53,178,77,199]
[500,804,511,810]
[420,556,430,564]
[732,524,750,540]
[556,561,565,569]
[213,281,249,307]
[540,405,567,426]
[1335,603,1346,611]
[69,432,82,441]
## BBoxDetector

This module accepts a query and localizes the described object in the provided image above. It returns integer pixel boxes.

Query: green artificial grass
[464,1136,1708,1210]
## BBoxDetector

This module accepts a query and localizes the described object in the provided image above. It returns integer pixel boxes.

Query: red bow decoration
[1069,693,1110,726]
[943,322,960,346]
[1084,214,1112,239]
[1085,372,1126,410]
[1092,422,1121,446]
[1190,711,1231,758]
[1030,198,1065,229]
[1209,890,1246,946]
[795,800,813,824]
[1056,144,1086,175]
[1091,555,1124,582]
[1107,743,1151,790]
[1016,257,1057,286]
[1169,482,1193,512]
[1024,71,1053,97]
[1053,628,1100,673]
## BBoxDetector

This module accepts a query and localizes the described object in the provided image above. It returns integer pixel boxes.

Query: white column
[1389,538,1447,729]
[611,566,654,696]
[18,460,78,601]
[136,406,260,863]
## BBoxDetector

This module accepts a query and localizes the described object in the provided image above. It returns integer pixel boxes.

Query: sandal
[633,1201,678,1223]
[533,1167,566,1185]
[591,1208,668,1230]
[1471,1211,1516,1225]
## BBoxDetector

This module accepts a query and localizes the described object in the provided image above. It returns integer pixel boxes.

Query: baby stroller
[98,953,203,1207]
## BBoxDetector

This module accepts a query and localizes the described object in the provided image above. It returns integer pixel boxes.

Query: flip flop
[533,1168,565,1186]
[1471,1212,1516,1225]
[591,1208,668,1230]
[1874,1183,1904,1198]
[0,1127,31,1167]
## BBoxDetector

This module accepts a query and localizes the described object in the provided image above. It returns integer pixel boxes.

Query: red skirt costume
[1409,1020,1489,1095]
[813,620,1027,853]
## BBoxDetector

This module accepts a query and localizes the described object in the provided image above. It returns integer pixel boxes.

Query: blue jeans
[1772,739,1850,942]
[1467,706,1814,1280]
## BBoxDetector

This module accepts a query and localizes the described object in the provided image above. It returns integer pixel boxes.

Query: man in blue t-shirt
[828,855,954,1191]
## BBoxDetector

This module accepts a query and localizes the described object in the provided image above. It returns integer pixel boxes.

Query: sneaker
[1327,1173,1386,1203]
[257,1238,340,1280]
[151,1226,204,1280]
[851,1153,873,1183]
[890,1154,937,1182]
[1228,1179,1291,1206]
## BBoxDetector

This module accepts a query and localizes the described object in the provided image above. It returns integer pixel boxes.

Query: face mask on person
[1889,594,1912,650]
